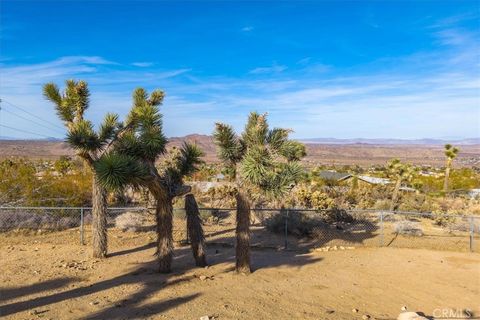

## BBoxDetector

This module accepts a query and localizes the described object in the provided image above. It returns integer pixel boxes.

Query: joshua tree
[185,194,207,267]
[94,88,204,273]
[443,144,459,193]
[386,159,415,211]
[213,112,306,273]
[43,80,122,258]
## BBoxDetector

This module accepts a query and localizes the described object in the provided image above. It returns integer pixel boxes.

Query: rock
[401,306,408,311]
[199,275,207,281]
[332,246,338,251]
[352,308,359,313]
[397,312,428,320]
[200,316,210,320]
[339,246,345,250]
[89,301,99,306]
[325,309,335,314]
[362,315,371,320]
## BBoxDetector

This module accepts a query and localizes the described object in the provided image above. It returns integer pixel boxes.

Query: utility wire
[1,107,64,135]
[0,124,54,139]
[1,99,65,131]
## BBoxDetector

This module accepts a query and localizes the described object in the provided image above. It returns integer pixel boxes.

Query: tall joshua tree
[443,144,459,193]
[43,80,122,258]
[94,88,204,273]
[213,112,306,273]
[386,159,415,211]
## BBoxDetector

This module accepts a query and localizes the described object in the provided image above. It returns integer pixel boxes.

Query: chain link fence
[0,206,478,253]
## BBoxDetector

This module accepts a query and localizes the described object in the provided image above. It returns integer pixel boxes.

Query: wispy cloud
[131,62,155,67]
[249,63,287,74]
[241,26,254,32]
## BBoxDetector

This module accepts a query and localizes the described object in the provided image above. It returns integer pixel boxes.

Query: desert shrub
[432,211,456,227]
[264,209,353,237]
[115,211,148,232]
[394,220,423,236]
[373,199,391,210]
[264,210,326,237]
[0,210,79,231]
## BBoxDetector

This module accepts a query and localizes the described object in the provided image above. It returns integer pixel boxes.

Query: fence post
[379,211,384,247]
[80,207,85,245]
[284,209,289,250]
[470,216,474,252]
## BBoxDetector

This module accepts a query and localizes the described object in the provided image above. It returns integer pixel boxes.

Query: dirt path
[1,230,479,319]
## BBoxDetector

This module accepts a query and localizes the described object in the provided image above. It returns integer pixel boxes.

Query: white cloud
[131,62,155,67]
[241,26,254,32]
[249,64,287,74]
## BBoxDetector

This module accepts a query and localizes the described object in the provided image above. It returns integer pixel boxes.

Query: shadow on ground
[0,216,378,319]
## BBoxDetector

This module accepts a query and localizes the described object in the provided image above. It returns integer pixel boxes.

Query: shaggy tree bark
[390,178,402,212]
[91,176,108,258]
[235,191,251,274]
[443,159,451,193]
[148,183,174,273]
[185,194,207,267]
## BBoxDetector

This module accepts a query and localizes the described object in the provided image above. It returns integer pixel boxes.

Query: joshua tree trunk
[185,194,207,267]
[235,191,251,274]
[443,159,451,193]
[91,176,108,258]
[390,178,402,212]
[154,191,174,273]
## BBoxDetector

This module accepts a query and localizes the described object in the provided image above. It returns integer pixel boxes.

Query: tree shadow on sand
[0,210,379,319]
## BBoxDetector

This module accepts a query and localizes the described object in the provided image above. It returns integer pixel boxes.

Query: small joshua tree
[94,88,204,273]
[443,144,459,193]
[386,159,415,211]
[213,112,306,273]
[43,80,122,258]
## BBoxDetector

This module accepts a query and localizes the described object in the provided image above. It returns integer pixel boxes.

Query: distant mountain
[1,134,479,167]
[299,137,480,145]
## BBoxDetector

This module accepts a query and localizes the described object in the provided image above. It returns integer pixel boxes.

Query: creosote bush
[393,220,424,237]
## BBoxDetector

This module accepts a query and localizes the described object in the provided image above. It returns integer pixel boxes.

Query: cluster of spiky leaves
[94,88,204,192]
[386,158,416,182]
[43,80,122,160]
[444,144,459,160]
[213,112,306,200]
[157,143,205,194]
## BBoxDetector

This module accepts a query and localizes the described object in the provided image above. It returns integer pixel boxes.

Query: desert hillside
[0,135,479,167]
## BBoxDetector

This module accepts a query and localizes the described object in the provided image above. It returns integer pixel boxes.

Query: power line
[0,124,54,139]
[1,99,65,131]
[1,107,65,135]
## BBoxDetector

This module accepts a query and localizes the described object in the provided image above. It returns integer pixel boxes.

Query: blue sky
[0,0,479,139]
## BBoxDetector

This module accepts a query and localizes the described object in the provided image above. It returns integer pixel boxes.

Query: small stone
[352,308,359,313]
[401,306,408,311]
[326,309,335,314]
[332,246,338,251]
[339,246,345,250]
[89,301,99,306]
[362,315,371,320]
[204,265,209,269]
[200,316,210,320]
[199,275,207,281]
[34,247,39,251]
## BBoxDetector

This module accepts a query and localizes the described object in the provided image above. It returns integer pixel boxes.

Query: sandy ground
[1,230,479,320]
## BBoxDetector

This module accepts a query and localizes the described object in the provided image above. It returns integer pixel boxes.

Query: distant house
[357,175,391,185]
[214,173,226,181]
[469,189,480,199]
[318,170,352,182]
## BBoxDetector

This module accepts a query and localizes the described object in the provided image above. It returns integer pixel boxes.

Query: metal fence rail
[0,206,478,253]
